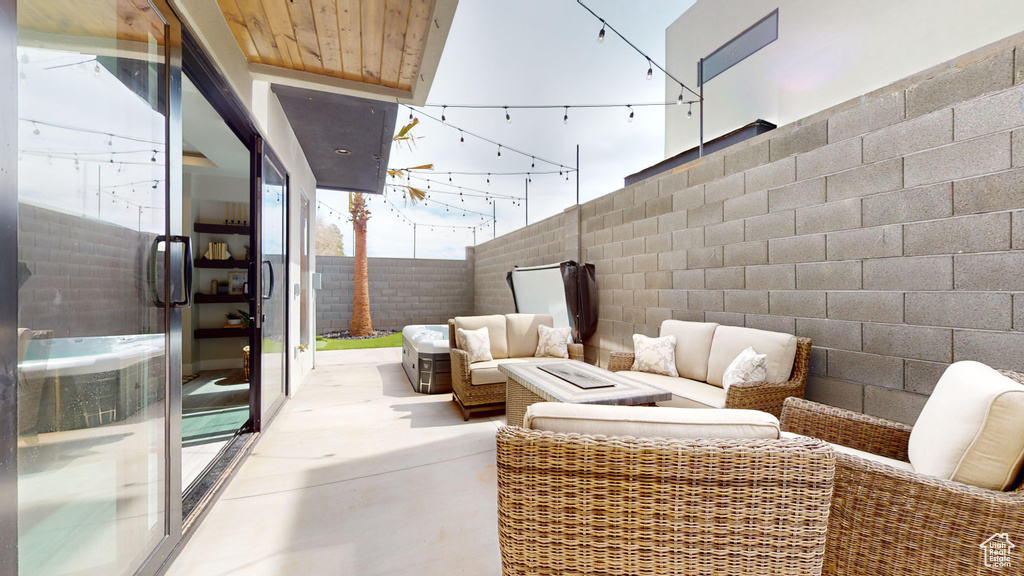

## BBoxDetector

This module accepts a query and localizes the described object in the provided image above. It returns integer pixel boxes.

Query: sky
[317,0,696,259]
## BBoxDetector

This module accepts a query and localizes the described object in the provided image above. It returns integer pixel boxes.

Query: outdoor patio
[166,348,503,576]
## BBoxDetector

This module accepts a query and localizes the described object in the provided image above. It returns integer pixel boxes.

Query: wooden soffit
[216,0,450,100]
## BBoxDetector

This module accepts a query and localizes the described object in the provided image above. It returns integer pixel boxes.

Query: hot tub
[18,334,165,432]
[401,325,451,394]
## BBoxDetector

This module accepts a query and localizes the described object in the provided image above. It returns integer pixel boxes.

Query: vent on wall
[700,9,779,86]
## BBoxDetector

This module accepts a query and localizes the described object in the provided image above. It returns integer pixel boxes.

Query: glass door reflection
[258,153,287,425]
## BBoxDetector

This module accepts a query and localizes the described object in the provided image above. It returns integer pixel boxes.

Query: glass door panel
[259,154,287,424]
[16,1,180,574]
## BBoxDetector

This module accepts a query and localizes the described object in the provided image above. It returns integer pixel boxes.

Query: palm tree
[347,118,429,337]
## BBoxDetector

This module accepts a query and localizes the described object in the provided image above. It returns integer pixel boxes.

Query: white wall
[172,0,318,394]
[665,0,1024,157]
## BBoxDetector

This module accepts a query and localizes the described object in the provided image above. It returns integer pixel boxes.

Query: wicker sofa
[448,314,584,420]
[609,320,811,417]
[780,361,1024,576]
[497,402,836,576]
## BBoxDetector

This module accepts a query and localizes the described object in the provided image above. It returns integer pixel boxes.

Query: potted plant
[234,309,252,328]
[225,311,244,326]
[217,280,230,294]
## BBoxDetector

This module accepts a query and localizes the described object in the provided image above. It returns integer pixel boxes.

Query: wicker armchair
[781,395,1024,576]
[608,336,812,417]
[449,320,584,420]
[497,425,835,576]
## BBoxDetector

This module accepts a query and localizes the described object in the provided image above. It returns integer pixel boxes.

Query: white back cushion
[524,402,780,439]
[909,361,1024,490]
[659,320,718,381]
[455,315,508,359]
[505,313,553,358]
[706,326,798,387]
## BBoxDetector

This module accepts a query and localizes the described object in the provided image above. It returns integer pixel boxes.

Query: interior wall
[475,31,1024,425]
[665,0,1024,157]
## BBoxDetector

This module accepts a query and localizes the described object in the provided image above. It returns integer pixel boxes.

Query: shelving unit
[193,221,251,340]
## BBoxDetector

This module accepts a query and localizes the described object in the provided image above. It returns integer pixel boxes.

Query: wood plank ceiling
[18,0,168,44]
[217,0,435,92]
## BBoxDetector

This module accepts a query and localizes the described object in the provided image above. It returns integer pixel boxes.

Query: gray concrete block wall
[316,256,473,333]
[470,33,1024,425]
[18,204,151,338]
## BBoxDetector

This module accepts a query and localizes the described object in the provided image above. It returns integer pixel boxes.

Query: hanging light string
[575,0,701,103]
[401,104,576,172]
[19,118,167,146]
[401,175,524,200]
[420,101,697,111]
[316,198,487,231]
[382,186,497,218]
[395,167,572,177]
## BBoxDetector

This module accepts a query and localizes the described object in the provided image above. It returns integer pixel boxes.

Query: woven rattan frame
[449,319,584,420]
[497,426,835,576]
[608,336,812,417]
[780,396,1024,576]
[506,379,545,428]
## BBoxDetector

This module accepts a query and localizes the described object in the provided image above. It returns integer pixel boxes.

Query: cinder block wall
[18,204,152,337]
[316,256,473,333]
[472,32,1024,424]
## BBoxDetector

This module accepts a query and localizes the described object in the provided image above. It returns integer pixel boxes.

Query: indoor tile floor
[166,348,504,576]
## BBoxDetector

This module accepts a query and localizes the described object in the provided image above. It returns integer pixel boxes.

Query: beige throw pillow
[456,327,493,363]
[721,347,767,391]
[630,334,679,377]
[535,324,571,359]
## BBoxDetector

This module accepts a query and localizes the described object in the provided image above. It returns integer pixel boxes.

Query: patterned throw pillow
[535,324,572,359]
[630,334,679,377]
[722,346,767,391]
[456,327,493,363]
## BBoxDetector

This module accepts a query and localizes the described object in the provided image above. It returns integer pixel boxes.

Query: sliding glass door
[253,141,287,428]
[13,0,184,574]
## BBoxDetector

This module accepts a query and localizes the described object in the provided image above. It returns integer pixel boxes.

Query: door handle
[262,259,274,300]
[170,235,193,308]
[148,237,164,307]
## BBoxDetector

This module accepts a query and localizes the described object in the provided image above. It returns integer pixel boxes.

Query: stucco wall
[316,256,474,333]
[474,32,1024,425]
[665,0,1024,158]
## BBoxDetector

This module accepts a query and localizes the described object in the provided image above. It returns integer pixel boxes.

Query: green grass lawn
[316,332,402,350]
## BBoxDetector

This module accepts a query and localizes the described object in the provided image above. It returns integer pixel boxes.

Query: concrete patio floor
[167,348,504,576]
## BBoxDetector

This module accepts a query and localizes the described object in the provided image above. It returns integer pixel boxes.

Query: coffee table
[500,360,672,427]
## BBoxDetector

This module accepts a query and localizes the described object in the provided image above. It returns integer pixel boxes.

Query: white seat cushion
[782,432,915,472]
[616,371,727,409]
[505,314,554,358]
[526,403,781,439]
[659,320,718,381]
[908,361,1024,491]
[706,326,798,387]
[455,315,508,360]
[469,357,567,385]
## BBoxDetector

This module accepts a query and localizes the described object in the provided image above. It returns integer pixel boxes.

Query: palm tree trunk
[349,218,372,336]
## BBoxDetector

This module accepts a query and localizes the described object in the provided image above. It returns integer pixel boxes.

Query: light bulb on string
[94,62,101,77]
[151,150,157,162]
[19,52,28,64]
[486,174,490,185]
[628,105,634,122]
[597,23,606,43]
[505,106,511,124]
[497,145,501,159]
[563,106,569,124]
[106,134,113,147]
[687,102,693,119]
[32,122,40,137]
[459,131,464,145]
[441,105,447,124]
[531,157,535,169]
[677,91,684,105]
[646,58,653,80]
[19,70,26,84]
[408,110,413,121]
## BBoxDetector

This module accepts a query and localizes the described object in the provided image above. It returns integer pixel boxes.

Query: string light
[408,110,413,121]
[646,58,653,80]
[94,62,101,77]
[687,103,693,119]
[627,105,634,123]
[677,91,684,105]
[505,106,511,124]
[32,122,39,137]
[597,23,606,43]
[459,130,464,145]
[563,106,569,124]
[441,105,447,124]
[497,145,501,159]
